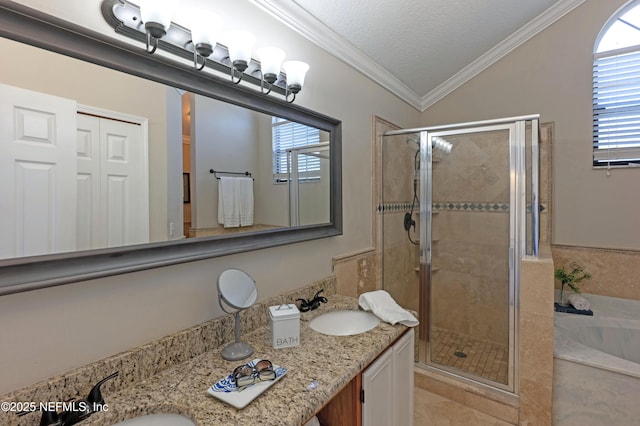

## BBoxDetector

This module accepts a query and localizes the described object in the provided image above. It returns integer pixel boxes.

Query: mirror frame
[0,2,342,295]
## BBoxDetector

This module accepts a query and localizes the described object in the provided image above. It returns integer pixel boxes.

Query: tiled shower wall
[378,129,421,314]
[551,245,640,300]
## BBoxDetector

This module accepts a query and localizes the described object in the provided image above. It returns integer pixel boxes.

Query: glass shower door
[288,143,330,226]
[423,126,514,389]
[381,116,539,393]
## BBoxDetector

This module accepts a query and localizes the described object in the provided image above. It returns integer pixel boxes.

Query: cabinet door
[362,329,415,426]
[394,329,415,426]
[362,347,394,426]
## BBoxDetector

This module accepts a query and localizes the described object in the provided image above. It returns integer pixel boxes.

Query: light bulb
[282,60,309,93]
[139,0,180,38]
[225,30,256,73]
[190,10,223,58]
[257,47,286,84]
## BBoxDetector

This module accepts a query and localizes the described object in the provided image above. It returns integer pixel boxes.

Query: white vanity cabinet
[316,328,414,426]
[362,328,414,426]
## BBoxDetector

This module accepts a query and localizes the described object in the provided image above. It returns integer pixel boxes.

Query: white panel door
[76,114,148,250]
[99,117,148,247]
[362,347,394,426]
[76,114,102,251]
[0,83,77,259]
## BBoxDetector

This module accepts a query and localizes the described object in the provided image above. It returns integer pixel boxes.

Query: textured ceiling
[293,0,561,96]
[253,0,586,109]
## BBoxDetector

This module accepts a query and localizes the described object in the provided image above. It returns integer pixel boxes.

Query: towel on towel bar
[236,177,254,226]
[218,177,254,227]
[358,290,419,327]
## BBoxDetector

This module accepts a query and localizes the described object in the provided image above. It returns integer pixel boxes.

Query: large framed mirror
[0,2,342,295]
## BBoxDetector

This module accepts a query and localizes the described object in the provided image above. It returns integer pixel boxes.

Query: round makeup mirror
[217,269,258,361]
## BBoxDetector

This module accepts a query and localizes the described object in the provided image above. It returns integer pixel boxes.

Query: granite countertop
[83,295,409,426]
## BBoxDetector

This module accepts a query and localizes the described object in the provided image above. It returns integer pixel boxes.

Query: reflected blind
[272,117,321,181]
[593,48,640,165]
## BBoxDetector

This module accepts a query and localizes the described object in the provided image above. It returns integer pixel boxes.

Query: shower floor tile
[430,327,509,384]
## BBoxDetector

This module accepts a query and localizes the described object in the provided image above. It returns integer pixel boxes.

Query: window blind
[593,48,640,165]
[272,117,321,181]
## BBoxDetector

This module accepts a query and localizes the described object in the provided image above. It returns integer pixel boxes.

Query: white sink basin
[309,310,380,336]
[112,413,195,425]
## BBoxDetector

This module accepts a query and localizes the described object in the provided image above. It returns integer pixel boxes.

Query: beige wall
[422,0,639,251]
[0,0,420,394]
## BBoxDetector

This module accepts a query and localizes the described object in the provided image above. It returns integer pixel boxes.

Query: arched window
[593,1,640,166]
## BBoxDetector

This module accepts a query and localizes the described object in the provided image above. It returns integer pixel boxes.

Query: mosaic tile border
[433,202,509,212]
[377,202,549,214]
[376,202,415,212]
[552,244,640,256]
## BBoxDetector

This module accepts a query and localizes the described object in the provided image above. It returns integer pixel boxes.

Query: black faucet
[297,289,328,312]
[27,371,119,426]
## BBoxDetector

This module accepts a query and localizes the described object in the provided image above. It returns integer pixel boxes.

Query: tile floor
[430,328,509,384]
[414,387,512,425]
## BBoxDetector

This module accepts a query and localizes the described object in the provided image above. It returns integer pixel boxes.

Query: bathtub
[553,293,640,425]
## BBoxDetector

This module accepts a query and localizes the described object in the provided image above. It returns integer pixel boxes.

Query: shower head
[404,135,452,154]
[432,136,453,154]
[405,136,420,147]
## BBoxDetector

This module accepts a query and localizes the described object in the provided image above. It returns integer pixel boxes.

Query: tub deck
[553,293,640,425]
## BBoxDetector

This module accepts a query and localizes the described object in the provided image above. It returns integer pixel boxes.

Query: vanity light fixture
[225,30,256,83]
[282,60,310,103]
[101,0,309,103]
[190,9,223,70]
[257,47,286,94]
[138,0,180,54]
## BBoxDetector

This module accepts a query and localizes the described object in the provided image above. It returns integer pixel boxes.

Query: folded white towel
[358,290,419,327]
[218,177,239,228]
[217,177,254,228]
[568,293,591,311]
[236,177,254,226]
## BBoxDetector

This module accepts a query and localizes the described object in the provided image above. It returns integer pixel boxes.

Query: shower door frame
[383,114,539,394]
[287,142,331,226]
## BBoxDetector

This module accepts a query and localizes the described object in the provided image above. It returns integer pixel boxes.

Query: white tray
[207,359,287,409]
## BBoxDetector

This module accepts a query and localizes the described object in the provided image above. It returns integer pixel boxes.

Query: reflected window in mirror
[272,117,321,183]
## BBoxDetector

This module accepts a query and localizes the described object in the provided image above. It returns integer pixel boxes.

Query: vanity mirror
[0,2,342,295]
[217,269,258,361]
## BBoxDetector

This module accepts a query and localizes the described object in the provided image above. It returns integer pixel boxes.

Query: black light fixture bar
[101,0,288,96]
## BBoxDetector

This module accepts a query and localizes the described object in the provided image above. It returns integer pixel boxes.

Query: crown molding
[250,0,423,109]
[251,0,586,112]
[420,0,587,110]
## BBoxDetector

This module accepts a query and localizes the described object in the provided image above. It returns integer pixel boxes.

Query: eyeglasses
[232,359,276,391]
